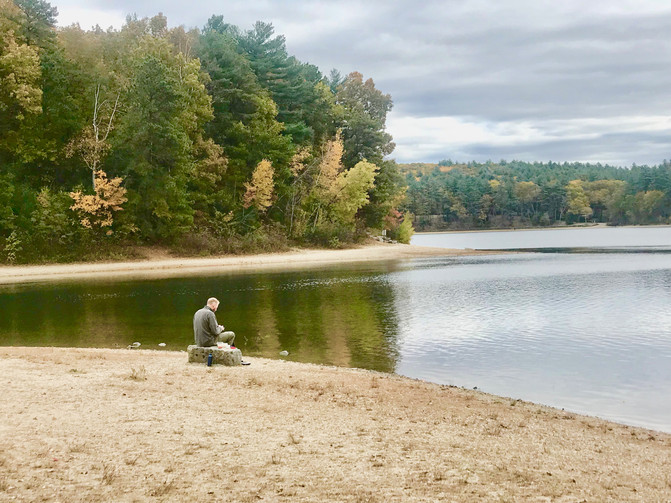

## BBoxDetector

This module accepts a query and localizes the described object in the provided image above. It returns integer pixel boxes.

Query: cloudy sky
[53,0,671,166]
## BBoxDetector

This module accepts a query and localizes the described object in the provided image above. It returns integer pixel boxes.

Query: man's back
[193,306,218,346]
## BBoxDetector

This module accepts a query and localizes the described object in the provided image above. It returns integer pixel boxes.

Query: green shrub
[388,212,415,244]
[3,231,22,264]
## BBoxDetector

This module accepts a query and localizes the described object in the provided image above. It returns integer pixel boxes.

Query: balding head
[207,297,220,311]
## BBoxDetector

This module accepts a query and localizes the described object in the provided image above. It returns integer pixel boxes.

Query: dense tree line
[403,160,671,231]
[0,1,410,263]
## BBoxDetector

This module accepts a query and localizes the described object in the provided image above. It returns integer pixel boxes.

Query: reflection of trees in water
[0,271,402,373]
[242,278,281,354]
[242,272,401,373]
[0,279,204,348]
[335,279,401,373]
[0,284,136,347]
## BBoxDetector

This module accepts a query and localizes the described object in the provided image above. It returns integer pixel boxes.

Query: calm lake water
[412,225,671,251]
[2,227,671,432]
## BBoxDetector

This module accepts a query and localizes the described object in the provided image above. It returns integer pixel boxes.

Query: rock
[187,345,242,366]
[279,350,289,356]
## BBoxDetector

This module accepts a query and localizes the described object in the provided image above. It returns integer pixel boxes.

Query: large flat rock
[187,345,242,366]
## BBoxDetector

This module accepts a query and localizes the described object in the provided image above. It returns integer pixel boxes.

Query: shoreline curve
[0,243,494,285]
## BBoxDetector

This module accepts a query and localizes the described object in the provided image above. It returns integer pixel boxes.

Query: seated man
[193,297,235,347]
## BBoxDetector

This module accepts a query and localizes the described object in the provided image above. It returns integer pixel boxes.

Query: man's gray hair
[207,297,220,308]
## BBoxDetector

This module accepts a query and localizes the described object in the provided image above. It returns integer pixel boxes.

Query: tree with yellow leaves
[0,29,42,118]
[243,159,275,213]
[0,0,42,153]
[315,133,344,198]
[69,170,127,233]
[331,160,379,225]
[565,180,593,222]
[515,181,541,218]
[303,134,345,231]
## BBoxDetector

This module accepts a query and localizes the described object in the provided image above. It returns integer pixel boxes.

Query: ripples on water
[388,254,671,431]
[403,228,671,432]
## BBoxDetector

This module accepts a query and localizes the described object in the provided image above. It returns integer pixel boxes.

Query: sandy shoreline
[1,346,669,502]
[0,243,489,285]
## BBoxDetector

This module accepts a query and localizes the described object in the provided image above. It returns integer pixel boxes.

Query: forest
[0,0,411,263]
[403,160,671,231]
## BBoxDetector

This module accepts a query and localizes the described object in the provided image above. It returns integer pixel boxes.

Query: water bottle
[207,352,213,366]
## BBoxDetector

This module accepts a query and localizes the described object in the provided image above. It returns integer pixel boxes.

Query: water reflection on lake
[2,232,671,432]
[0,264,403,373]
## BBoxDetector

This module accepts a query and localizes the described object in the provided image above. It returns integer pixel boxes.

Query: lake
[412,224,671,251]
[1,226,671,432]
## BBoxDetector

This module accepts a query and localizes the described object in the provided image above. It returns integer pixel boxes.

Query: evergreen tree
[237,21,334,146]
[335,71,394,168]
[111,36,211,239]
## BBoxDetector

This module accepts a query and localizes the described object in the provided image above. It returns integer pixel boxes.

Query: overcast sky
[53,0,671,166]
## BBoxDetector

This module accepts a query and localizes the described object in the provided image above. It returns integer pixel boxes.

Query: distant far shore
[415,222,671,234]
[0,243,494,285]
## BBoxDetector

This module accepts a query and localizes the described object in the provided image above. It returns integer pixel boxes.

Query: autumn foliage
[243,159,275,212]
[0,4,409,262]
[69,170,127,231]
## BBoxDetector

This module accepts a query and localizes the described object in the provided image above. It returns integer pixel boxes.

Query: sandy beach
[1,346,669,502]
[0,243,487,285]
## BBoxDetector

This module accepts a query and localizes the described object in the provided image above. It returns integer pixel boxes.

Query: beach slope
[1,347,669,502]
[0,243,485,285]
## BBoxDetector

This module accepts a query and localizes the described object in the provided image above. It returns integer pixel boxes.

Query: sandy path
[0,244,486,285]
[1,347,669,502]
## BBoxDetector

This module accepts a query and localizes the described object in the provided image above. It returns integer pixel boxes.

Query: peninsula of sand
[1,244,670,501]
[0,242,484,285]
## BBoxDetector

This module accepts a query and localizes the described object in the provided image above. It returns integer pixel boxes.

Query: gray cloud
[53,0,671,165]
[396,130,671,166]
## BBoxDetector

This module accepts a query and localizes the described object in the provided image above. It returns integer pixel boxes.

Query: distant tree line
[0,0,410,263]
[402,160,671,231]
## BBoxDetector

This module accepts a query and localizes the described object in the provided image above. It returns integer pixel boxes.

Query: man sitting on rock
[193,297,236,348]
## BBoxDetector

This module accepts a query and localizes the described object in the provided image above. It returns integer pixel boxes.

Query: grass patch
[125,455,140,466]
[184,442,206,456]
[149,478,174,497]
[128,366,147,381]
[101,463,117,485]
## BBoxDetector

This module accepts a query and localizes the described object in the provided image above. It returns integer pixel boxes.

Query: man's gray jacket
[193,306,223,347]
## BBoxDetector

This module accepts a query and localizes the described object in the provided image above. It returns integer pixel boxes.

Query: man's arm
[208,311,224,335]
